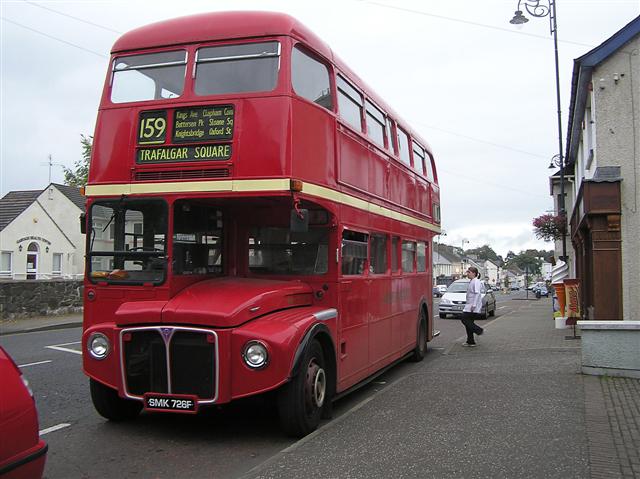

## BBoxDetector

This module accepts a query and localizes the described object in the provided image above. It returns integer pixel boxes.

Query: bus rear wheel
[90,379,142,421]
[410,309,428,362]
[278,339,326,437]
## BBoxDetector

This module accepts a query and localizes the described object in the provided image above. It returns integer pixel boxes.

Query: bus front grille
[134,168,230,181]
[122,327,217,401]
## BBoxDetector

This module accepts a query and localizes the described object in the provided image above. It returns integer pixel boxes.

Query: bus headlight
[88,333,110,360]
[242,341,269,369]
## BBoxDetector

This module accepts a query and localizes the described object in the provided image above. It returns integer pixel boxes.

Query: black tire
[489,302,496,317]
[90,378,142,421]
[439,313,446,319]
[481,306,488,320]
[278,340,327,437]
[410,309,428,362]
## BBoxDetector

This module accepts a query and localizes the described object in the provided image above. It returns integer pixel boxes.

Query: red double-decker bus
[82,11,441,437]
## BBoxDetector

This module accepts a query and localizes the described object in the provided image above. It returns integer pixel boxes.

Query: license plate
[143,393,199,414]
[453,305,464,311]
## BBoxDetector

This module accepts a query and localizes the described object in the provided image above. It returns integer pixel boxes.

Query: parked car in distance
[0,346,47,479]
[438,279,497,319]
[433,285,447,297]
[537,286,550,297]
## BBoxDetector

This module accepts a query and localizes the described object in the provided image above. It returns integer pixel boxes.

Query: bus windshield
[88,199,167,284]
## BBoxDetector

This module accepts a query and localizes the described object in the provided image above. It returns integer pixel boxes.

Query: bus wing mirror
[80,213,86,234]
[290,209,309,233]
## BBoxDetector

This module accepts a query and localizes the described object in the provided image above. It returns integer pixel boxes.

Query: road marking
[19,360,52,368]
[40,423,71,436]
[46,341,82,355]
[498,306,507,310]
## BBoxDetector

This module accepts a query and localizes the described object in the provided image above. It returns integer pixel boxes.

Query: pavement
[1,302,639,478]
[0,313,82,335]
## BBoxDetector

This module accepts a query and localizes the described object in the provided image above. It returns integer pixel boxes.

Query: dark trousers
[461,312,483,344]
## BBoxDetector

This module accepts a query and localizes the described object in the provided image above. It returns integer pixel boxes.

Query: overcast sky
[1,0,639,257]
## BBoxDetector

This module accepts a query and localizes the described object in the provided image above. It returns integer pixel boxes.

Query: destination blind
[173,105,234,143]
[137,144,232,163]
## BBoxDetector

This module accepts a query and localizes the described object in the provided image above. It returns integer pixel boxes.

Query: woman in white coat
[461,266,484,346]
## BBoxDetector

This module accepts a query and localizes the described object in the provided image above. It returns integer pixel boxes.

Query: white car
[438,279,497,319]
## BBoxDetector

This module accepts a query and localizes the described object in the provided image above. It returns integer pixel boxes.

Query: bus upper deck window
[111,50,187,104]
[291,45,333,110]
[195,41,280,96]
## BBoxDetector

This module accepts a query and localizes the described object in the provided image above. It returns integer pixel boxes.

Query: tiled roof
[53,183,85,210]
[0,190,41,231]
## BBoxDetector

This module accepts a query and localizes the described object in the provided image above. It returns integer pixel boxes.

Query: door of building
[26,242,38,279]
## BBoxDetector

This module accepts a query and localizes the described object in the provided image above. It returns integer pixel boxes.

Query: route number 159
[138,111,167,145]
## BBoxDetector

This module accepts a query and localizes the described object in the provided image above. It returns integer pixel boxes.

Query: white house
[563,16,640,320]
[0,184,85,279]
[482,259,500,286]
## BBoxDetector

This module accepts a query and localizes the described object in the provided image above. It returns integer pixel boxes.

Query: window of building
[365,100,385,148]
[337,75,363,131]
[0,251,12,276]
[341,230,368,275]
[397,128,411,167]
[416,242,426,272]
[111,50,186,103]
[195,41,280,96]
[402,241,416,273]
[369,234,387,274]
[391,236,400,272]
[291,45,332,110]
[52,253,62,275]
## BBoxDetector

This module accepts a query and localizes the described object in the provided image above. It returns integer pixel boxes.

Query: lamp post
[435,231,447,284]
[510,0,567,262]
[461,239,468,278]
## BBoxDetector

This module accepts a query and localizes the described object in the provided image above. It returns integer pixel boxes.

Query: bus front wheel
[90,378,142,421]
[278,339,327,437]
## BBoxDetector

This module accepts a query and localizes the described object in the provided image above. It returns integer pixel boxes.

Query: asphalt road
[0,291,526,479]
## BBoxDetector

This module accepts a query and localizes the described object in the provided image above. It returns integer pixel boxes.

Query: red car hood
[160,278,313,327]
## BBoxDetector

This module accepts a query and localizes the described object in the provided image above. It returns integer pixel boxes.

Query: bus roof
[111,10,435,161]
[111,11,332,57]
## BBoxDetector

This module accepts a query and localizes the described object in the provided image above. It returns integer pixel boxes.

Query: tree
[63,134,92,186]
[465,244,499,263]
[507,252,542,275]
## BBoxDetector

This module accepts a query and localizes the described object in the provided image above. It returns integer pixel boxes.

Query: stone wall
[0,280,83,319]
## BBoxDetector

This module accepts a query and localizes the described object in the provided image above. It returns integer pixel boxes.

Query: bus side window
[337,75,363,132]
[397,128,411,167]
[391,236,400,273]
[341,230,368,275]
[370,234,388,274]
[365,101,385,148]
[417,241,427,272]
[402,240,416,273]
[412,141,427,176]
[292,45,333,110]
[386,118,396,154]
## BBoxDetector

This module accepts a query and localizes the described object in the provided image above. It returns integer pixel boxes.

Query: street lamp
[510,0,567,262]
